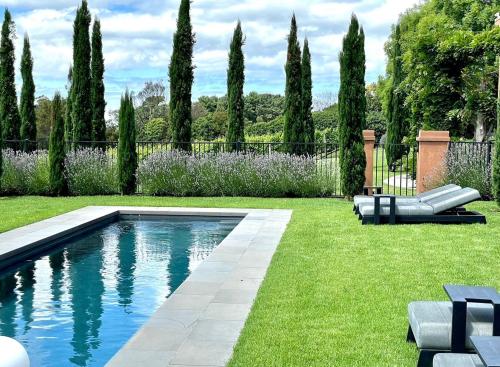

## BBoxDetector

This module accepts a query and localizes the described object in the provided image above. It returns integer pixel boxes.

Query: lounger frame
[407,325,452,367]
[359,195,486,225]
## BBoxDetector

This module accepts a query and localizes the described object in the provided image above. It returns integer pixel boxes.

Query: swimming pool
[0,215,241,367]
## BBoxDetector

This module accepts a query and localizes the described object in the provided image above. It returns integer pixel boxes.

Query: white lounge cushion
[408,301,493,350]
[426,188,481,214]
[418,184,462,202]
[358,202,434,217]
[433,353,483,367]
[353,196,417,208]
[353,184,461,208]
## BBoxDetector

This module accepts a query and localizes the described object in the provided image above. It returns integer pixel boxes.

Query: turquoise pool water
[0,215,240,367]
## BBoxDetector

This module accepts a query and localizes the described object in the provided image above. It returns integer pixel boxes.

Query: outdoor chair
[433,353,484,367]
[407,286,500,367]
[433,336,500,367]
[356,187,486,225]
[353,184,461,214]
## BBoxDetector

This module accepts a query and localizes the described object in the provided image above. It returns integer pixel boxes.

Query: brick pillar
[416,130,450,193]
[363,130,376,193]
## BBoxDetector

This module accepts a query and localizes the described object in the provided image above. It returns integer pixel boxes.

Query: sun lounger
[357,188,485,225]
[433,336,500,367]
[433,353,483,367]
[353,184,462,213]
[407,286,500,367]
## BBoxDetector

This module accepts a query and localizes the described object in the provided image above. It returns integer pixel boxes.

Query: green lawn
[1,196,499,366]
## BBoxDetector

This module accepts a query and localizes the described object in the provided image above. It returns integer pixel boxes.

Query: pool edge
[0,206,293,367]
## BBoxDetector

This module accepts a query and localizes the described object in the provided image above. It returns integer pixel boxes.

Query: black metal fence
[373,143,418,196]
[2,139,344,197]
[447,141,494,168]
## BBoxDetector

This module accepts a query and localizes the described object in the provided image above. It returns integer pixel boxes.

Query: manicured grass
[1,196,499,366]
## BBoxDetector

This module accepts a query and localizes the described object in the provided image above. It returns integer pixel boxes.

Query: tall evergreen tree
[0,9,21,142]
[385,24,406,168]
[91,19,106,144]
[283,15,303,154]
[226,21,245,150]
[49,93,67,196]
[302,38,314,153]
[20,34,36,151]
[169,0,195,151]
[338,15,367,198]
[65,65,74,145]
[117,91,137,195]
[71,0,92,145]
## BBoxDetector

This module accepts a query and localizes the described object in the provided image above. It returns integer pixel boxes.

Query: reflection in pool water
[0,216,239,366]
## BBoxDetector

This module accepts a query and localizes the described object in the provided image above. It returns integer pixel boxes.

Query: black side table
[373,194,396,225]
[444,285,500,353]
[364,186,383,196]
[470,336,500,367]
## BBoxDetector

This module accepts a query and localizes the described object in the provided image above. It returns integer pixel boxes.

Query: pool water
[0,215,240,367]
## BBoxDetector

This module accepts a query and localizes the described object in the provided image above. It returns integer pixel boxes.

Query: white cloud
[6,0,420,110]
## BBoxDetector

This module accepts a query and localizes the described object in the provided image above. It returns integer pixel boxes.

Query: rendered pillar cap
[363,130,376,142]
[417,130,450,142]
[0,337,30,367]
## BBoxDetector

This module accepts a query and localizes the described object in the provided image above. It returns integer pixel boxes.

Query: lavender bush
[426,144,493,199]
[138,151,336,197]
[0,149,50,195]
[65,148,119,195]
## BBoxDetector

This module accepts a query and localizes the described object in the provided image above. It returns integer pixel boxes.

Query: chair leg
[407,325,416,343]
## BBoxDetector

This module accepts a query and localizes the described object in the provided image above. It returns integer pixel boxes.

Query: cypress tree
[302,38,314,154]
[71,0,92,145]
[283,15,303,154]
[385,24,406,168]
[0,9,21,142]
[49,93,67,196]
[338,15,367,198]
[91,19,106,145]
[65,65,74,145]
[226,21,245,151]
[20,34,36,151]
[169,0,195,151]
[117,91,137,195]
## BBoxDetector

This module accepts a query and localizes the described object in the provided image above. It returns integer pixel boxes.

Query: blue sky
[2,0,420,114]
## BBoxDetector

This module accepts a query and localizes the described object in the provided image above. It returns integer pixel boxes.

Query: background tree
[0,9,21,142]
[390,0,499,140]
[169,0,195,151]
[134,80,168,140]
[65,65,73,144]
[283,15,303,154]
[385,24,407,167]
[226,21,245,150]
[91,19,106,144]
[117,91,137,195]
[49,93,67,196]
[338,15,367,198]
[302,38,314,152]
[20,34,36,151]
[365,82,387,142]
[71,0,92,144]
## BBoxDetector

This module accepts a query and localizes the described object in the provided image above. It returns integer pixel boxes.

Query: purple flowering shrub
[0,149,50,195]
[137,151,336,197]
[65,148,119,195]
[425,144,493,199]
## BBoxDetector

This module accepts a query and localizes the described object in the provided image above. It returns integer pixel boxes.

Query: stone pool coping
[0,206,292,367]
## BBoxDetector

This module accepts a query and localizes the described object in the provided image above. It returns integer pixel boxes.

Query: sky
[3,0,421,113]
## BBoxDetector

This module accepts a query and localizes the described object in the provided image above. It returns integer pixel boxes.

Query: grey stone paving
[0,206,292,367]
